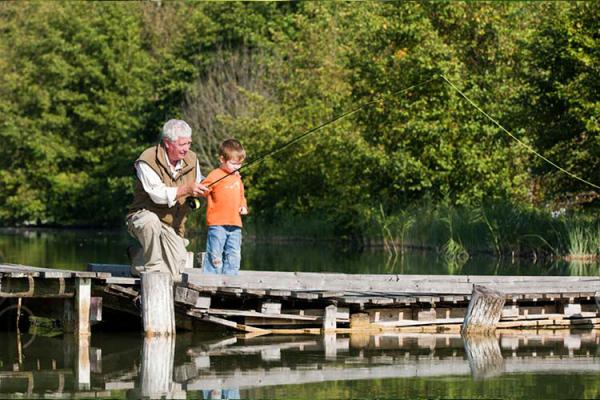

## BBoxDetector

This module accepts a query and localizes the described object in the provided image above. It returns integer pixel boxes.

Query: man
[127,119,209,280]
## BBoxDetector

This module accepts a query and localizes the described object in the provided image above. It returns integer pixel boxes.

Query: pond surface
[0,228,597,276]
[1,330,600,399]
[1,228,600,399]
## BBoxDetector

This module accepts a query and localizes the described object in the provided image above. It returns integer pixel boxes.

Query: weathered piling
[75,278,91,336]
[461,285,505,335]
[323,305,337,332]
[61,278,91,336]
[140,272,175,336]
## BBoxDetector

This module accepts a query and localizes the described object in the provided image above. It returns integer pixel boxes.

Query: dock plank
[201,308,320,321]
[0,263,110,279]
[104,277,139,285]
[183,270,600,296]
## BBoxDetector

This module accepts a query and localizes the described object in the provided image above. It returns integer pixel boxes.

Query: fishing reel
[187,197,203,210]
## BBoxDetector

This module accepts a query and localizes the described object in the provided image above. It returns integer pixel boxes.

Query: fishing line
[193,73,598,200]
[201,76,441,190]
[439,74,600,190]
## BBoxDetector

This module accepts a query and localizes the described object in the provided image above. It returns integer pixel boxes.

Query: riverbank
[2,200,598,271]
[234,202,600,264]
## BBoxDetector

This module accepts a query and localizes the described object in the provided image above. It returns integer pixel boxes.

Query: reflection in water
[463,334,504,379]
[1,330,600,398]
[139,336,178,399]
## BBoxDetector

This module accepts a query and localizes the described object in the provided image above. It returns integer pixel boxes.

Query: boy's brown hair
[219,139,246,161]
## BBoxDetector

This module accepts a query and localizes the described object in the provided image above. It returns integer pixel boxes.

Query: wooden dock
[175,269,600,335]
[1,262,600,336]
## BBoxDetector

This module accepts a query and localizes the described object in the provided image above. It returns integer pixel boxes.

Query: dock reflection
[0,329,599,398]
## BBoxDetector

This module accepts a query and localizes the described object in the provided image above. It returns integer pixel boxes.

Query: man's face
[164,136,192,164]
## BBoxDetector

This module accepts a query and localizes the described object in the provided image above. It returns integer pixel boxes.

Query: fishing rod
[188,76,440,209]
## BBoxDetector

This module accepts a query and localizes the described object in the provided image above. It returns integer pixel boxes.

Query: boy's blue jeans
[204,225,242,275]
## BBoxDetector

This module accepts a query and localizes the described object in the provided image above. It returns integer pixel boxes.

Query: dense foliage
[0,2,597,235]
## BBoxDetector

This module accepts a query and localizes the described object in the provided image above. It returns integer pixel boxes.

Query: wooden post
[90,297,102,322]
[461,285,505,335]
[323,305,337,332]
[261,347,281,361]
[140,336,175,398]
[141,272,175,336]
[90,347,102,373]
[75,278,91,336]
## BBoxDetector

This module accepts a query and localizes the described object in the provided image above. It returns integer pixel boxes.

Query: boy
[201,139,248,275]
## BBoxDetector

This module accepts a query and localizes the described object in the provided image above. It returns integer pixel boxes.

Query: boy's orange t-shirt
[202,168,247,227]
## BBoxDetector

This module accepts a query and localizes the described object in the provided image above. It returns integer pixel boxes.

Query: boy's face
[220,156,244,174]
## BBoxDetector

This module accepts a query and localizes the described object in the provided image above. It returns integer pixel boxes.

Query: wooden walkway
[1,263,600,335]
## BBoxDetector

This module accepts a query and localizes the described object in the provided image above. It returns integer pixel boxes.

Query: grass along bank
[226,202,599,265]
[366,202,599,264]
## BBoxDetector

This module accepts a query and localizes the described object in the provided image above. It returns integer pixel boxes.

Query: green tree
[341,3,531,218]
[0,1,596,234]
[0,3,157,225]
[521,2,600,202]
[207,2,535,235]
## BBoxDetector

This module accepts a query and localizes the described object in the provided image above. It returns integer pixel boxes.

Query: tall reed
[369,200,596,260]
[565,220,600,261]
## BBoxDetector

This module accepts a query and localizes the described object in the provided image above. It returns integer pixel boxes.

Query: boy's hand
[239,207,248,215]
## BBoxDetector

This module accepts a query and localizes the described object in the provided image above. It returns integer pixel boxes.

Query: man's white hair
[162,119,192,141]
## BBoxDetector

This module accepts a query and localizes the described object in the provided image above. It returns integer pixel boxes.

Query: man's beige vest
[128,143,198,237]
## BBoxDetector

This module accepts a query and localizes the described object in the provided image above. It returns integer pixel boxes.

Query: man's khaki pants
[127,209,189,281]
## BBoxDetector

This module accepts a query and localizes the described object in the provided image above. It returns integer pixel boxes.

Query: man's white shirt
[135,153,203,207]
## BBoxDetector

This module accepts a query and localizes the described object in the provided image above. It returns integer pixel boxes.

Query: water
[0,228,596,276]
[1,228,600,398]
[1,330,600,399]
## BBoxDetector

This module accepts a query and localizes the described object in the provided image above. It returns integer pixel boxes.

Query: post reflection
[138,336,181,399]
[463,333,505,379]
[0,329,600,397]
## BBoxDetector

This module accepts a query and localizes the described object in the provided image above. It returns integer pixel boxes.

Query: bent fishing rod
[188,75,440,208]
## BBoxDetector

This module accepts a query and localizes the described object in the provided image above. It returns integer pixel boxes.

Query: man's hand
[192,183,210,197]
[239,206,248,215]
[177,182,210,200]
